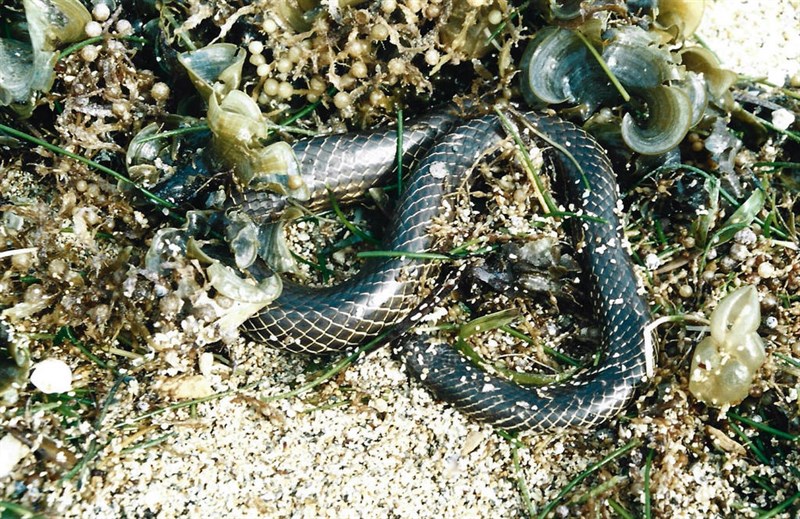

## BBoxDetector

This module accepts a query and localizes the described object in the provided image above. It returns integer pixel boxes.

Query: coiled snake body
[236,109,653,432]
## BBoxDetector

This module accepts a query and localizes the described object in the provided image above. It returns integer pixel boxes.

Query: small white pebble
[92,2,110,21]
[84,21,103,38]
[729,243,749,262]
[248,40,264,55]
[198,352,214,377]
[488,9,503,25]
[372,397,388,413]
[80,44,99,62]
[765,316,778,329]
[115,19,132,35]
[719,255,738,272]
[0,434,30,478]
[757,262,775,278]
[771,108,795,130]
[644,253,661,271]
[30,359,73,394]
[733,227,757,245]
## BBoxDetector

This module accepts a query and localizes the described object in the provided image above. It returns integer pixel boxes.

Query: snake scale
[235,107,654,432]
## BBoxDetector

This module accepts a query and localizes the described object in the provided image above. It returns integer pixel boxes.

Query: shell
[621,85,692,155]
[656,0,705,39]
[519,24,719,154]
[679,46,737,110]
[206,262,282,305]
[207,91,305,200]
[225,211,261,270]
[689,285,766,407]
[519,27,616,118]
[0,0,91,115]
[177,43,246,101]
[257,215,303,275]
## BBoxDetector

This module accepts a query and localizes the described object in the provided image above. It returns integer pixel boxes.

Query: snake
[234,107,654,432]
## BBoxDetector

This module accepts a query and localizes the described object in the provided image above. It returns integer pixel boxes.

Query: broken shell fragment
[30,358,73,394]
[206,262,283,334]
[206,262,282,305]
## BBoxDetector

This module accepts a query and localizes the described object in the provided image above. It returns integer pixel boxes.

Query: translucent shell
[518,22,730,155]
[0,0,91,115]
[689,286,767,407]
[206,262,282,305]
[206,262,283,334]
[656,0,705,39]
[177,43,246,101]
[206,91,305,199]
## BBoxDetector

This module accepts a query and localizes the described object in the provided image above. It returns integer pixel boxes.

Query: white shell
[0,434,31,478]
[30,358,73,394]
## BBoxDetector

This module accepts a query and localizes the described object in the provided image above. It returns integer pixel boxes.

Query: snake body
[237,109,653,431]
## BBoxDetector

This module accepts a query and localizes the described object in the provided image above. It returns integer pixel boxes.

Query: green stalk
[537,439,641,519]
[574,30,630,102]
[396,107,404,193]
[0,123,176,209]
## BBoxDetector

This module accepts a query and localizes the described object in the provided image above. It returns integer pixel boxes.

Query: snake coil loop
[236,109,653,432]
